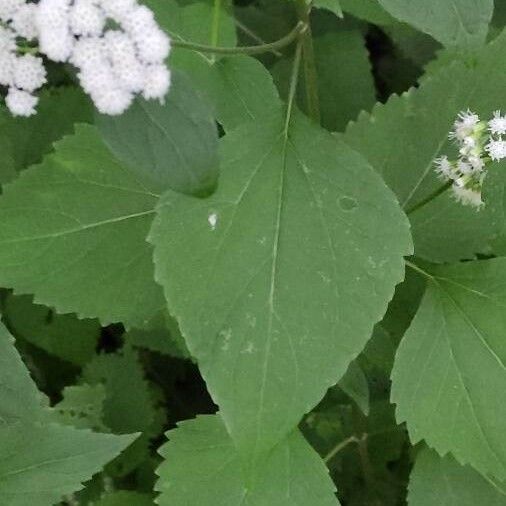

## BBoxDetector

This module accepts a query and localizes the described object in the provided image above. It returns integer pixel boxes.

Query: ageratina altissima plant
[0,0,171,116]
[435,110,506,209]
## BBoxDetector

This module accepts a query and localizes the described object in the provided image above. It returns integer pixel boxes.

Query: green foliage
[392,258,506,480]
[0,324,136,505]
[1,0,506,503]
[273,28,376,131]
[4,294,100,366]
[97,72,220,196]
[376,0,494,48]
[156,414,339,505]
[150,110,411,460]
[0,124,164,326]
[344,31,506,262]
[409,448,506,505]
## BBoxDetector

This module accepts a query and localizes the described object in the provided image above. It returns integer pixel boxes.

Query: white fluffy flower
[10,2,38,39]
[0,51,15,86]
[434,156,454,181]
[70,0,105,36]
[0,25,16,53]
[489,110,506,136]
[450,109,481,142]
[99,0,135,18]
[486,138,506,161]
[5,87,38,116]
[36,0,74,61]
[142,64,170,100]
[92,86,134,115]
[0,0,24,21]
[452,185,483,208]
[12,54,47,92]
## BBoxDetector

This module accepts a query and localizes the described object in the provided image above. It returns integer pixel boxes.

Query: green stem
[295,0,321,124]
[234,18,283,57]
[210,0,222,62]
[323,435,360,464]
[172,21,307,56]
[405,181,452,215]
[284,40,303,137]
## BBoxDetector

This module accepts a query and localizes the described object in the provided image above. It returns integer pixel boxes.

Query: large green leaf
[409,447,506,505]
[0,88,93,185]
[391,258,506,480]
[376,0,493,48]
[0,124,164,326]
[150,111,412,459]
[156,414,339,505]
[96,72,220,196]
[0,422,135,506]
[147,0,282,131]
[344,31,506,262]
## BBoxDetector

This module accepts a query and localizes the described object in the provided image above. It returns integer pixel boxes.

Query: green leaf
[313,0,343,17]
[409,447,506,505]
[391,258,506,480]
[376,0,493,48]
[272,29,376,132]
[149,111,412,459]
[0,88,93,185]
[95,491,155,506]
[148,0,282,131]
[0,322,45,422]
[0,422,135,506]
[339,361,369,415]
[83,348,165,476]
[96,72,219,196]
[48,384,108,432]
[4,294,100,366]
[126,311,191,359]
[156,414,339,505]
[339,0,394,25]
[0,325,137,505]
[344,32,506,262]
[0,124,164,326]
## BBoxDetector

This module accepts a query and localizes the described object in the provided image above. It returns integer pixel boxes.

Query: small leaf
[392,258,506,480]
[150,111,412,459]
[156,414,339,505]
[4,294,100,366]
[376,0,493,48]
[97,71,220,196]
[0,124,164,326]
[339,361,369,415]
[409,447,506,505]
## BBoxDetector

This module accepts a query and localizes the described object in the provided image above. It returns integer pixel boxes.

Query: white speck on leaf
[208,212,218,230]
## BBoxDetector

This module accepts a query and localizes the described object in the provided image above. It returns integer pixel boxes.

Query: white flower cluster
[435,110,506,209]
[0,0,171,116]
